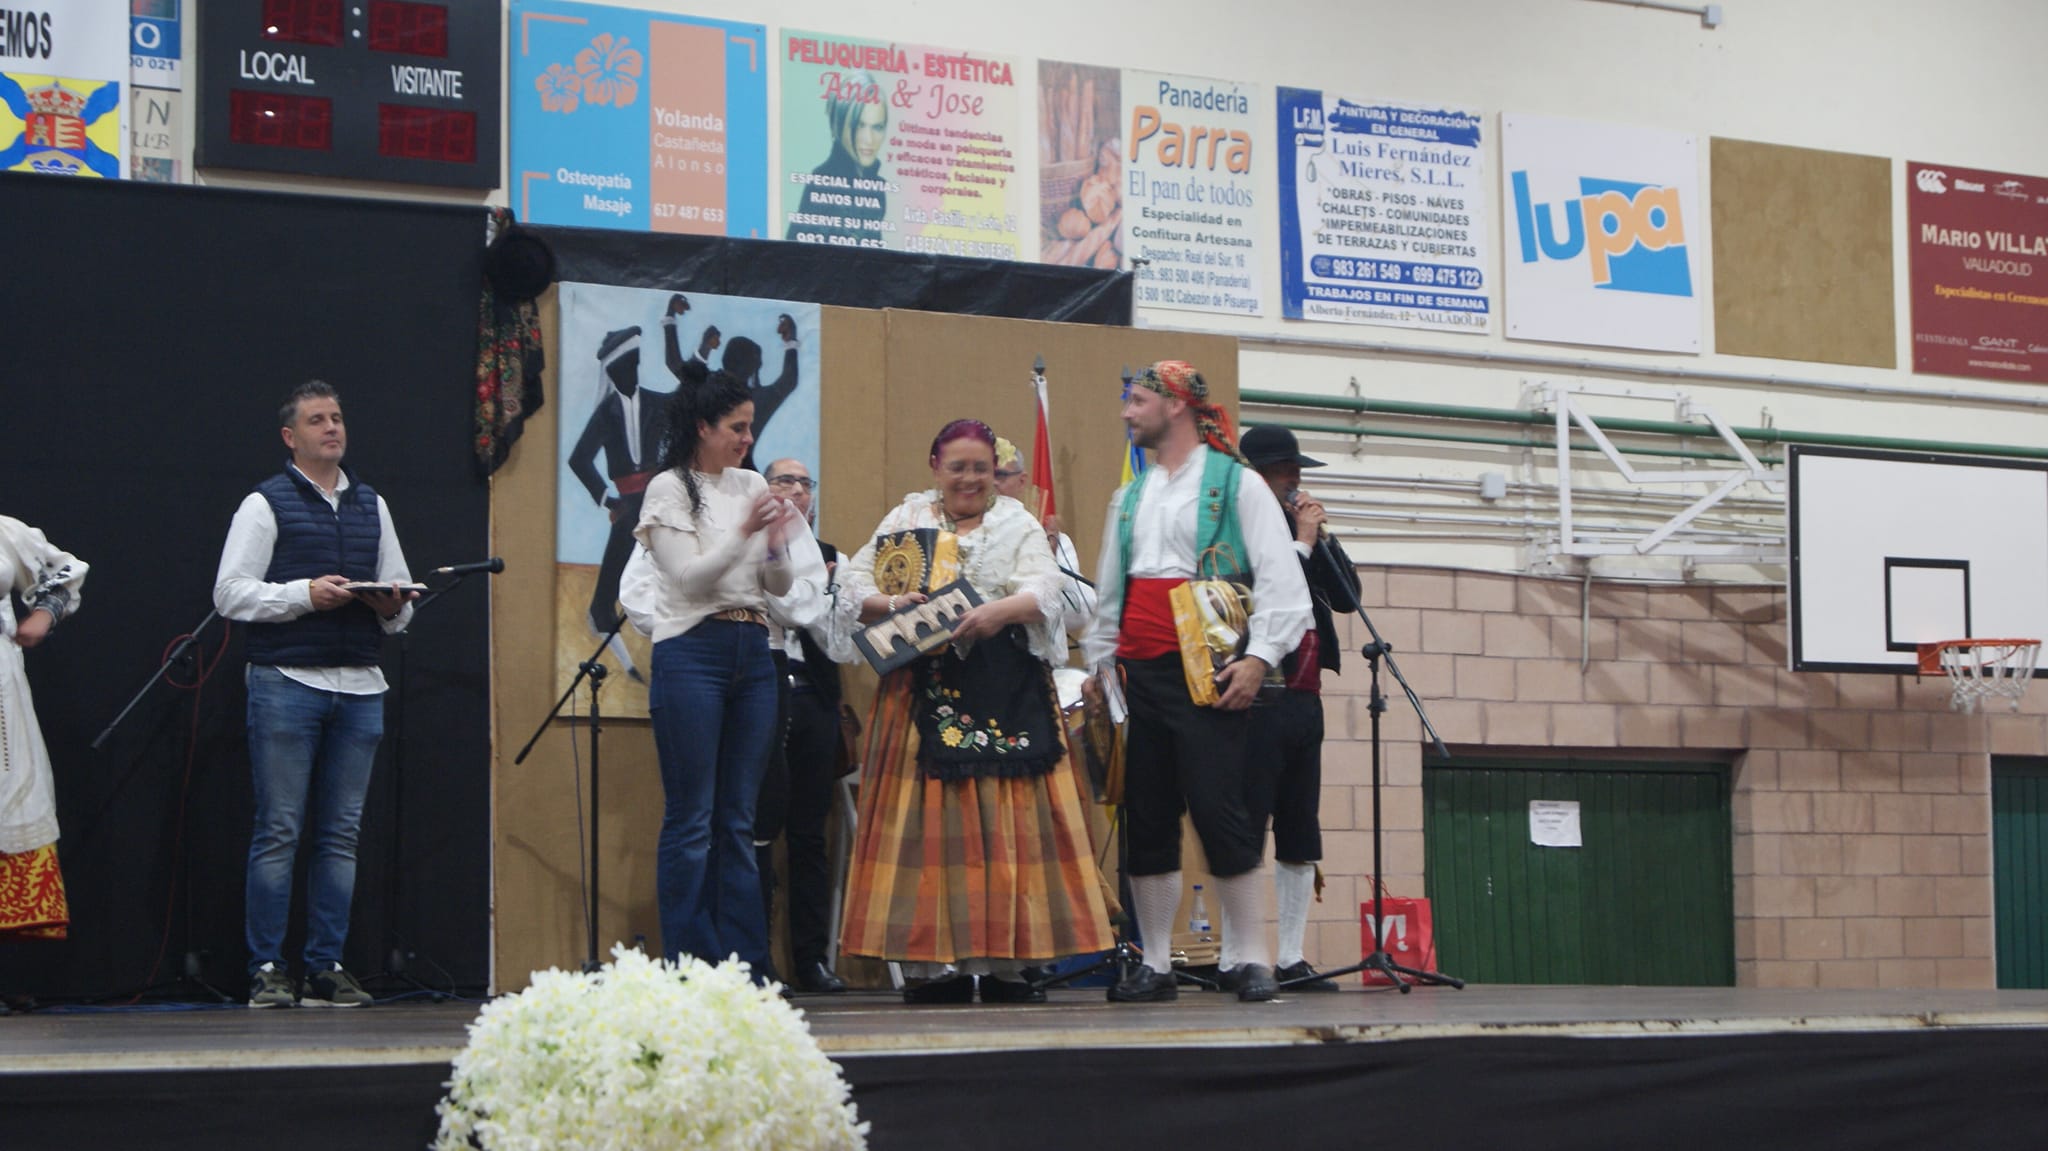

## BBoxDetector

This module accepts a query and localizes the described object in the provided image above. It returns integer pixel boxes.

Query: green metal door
[1993,758,2048,989]
[1424,758,1734,986]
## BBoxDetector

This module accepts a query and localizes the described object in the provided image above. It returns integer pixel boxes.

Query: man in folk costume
[568,325,669,680]
[1081,361,1312,1003]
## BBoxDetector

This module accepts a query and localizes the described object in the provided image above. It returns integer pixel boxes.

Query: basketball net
[1917,638,2042,713]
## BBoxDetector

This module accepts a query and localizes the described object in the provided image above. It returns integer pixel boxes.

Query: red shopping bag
[1359,890,1437,986]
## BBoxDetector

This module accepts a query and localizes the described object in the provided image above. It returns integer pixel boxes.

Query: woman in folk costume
[0,517,87,953]
[836,419,1113,1004]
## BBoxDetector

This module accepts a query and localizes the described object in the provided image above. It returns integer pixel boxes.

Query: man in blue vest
[215,380,418,1008]
[1081,361,1312,1004]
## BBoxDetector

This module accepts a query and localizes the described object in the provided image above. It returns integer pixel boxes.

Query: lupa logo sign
[1509,172,1692,297]
[1916,168,1948,194]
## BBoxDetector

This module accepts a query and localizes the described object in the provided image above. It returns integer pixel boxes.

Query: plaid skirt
[0,842,68,941]
[839,667,1114,965]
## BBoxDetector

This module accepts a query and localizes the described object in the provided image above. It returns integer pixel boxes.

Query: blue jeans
[648,621,777,973]
[244,665,385,975]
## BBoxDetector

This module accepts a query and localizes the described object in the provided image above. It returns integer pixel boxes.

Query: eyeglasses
[993,469,1024,481]
[767,474,817,492]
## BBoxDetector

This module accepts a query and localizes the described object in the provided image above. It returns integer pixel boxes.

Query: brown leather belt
[709,608,769,627]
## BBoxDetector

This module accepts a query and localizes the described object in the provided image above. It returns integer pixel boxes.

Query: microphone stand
[1280,534,1466,994]
[91,607,235,1003]
[92,609,218,751]
[368,573,475,998]
[515,618,627,973]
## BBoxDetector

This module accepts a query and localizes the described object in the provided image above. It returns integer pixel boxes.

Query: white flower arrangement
[434,947,868,1151]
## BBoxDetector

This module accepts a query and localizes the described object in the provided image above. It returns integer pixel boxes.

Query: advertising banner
[1,0,129,177]
[1908,161,2048,384]
[780,30,1022,257]
[510,0,768,235]
[1039,61,1264,316]
[1500,113,1701,353]
[129,0,177,88]
[1278,88,1486,332]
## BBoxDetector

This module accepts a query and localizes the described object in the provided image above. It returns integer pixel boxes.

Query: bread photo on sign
[1038,62,1122,269]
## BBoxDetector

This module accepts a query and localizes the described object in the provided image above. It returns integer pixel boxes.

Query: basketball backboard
[1788,445,2048,674]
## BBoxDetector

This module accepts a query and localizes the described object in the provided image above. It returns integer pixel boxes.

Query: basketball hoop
[1917,638,2042,713]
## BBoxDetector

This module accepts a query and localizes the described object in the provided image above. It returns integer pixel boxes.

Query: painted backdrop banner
[1500,113,1701,353]
[555,283,822,715]
[1277,88,1486,332]
[780,30,1021,257]
[1907,161,2048,384]
[510,0,768,235]
[2,0,129,177]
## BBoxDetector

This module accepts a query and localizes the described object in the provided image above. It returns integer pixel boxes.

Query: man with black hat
[1223,425,1362,991]
[568,325,671,678]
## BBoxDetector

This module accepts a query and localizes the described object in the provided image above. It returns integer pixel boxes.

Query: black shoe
[1276,960,1340,991]
[979,977,1046,1004]
[1210,965,1245,993]
[248,962,296,1008]
[1107,966,1179,1003]
[1235,963,1278,1003]
[301,963,371,1008]
[901,974,975,1005]
[795,961,847,994]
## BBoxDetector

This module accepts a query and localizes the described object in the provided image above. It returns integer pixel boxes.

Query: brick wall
[1298,565,2022,990]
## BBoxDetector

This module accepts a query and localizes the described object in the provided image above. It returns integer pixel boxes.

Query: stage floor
[11,986,2048,1150]
[7,983,2048,1072]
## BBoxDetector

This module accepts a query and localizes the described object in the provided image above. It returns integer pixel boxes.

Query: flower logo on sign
[573,33,643,109]
[534,62,581,114]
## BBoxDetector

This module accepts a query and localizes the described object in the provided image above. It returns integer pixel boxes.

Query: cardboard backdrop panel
[491,304,1234,988]
[1711,138,1895,369]
[873,310,1238,576]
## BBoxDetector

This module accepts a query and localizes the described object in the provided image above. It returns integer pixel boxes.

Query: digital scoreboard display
[198,0,500,189]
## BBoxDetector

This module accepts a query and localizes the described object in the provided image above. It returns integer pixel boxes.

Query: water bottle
[1189,884,1212,942]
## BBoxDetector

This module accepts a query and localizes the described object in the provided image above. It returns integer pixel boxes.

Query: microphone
[434,557,506,576]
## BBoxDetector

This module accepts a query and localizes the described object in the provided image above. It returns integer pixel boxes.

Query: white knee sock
[1213,870,1272,970]
[1131,871,1183,974]
[1275,861,1316,968]
[1217,896,1240,973]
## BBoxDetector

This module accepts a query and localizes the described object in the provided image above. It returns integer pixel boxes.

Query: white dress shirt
[213,465,414,696]
[1079,444,1312,671]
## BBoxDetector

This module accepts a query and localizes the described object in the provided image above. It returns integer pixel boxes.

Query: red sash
[1117,578,1183,660]
[614,470,656,496]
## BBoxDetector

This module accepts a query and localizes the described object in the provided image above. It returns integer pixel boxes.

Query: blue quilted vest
[244,466,386,669]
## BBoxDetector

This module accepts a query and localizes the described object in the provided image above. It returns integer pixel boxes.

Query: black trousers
[1119,654,1263,878]
[1245,689,1325,864]
[587,489,644,631]
[754,656,841,969]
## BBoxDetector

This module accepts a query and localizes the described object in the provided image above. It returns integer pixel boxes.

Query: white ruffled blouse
[834,492,1067,667]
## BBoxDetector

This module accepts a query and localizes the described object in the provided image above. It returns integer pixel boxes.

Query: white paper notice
[1529,800,1582,848]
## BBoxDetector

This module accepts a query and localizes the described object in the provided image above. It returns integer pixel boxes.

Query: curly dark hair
[658,370,753,518]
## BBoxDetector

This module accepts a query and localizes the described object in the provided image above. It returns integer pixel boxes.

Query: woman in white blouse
[834,419,1112,1004]
[0,517,87,948]
[633,371,816,977]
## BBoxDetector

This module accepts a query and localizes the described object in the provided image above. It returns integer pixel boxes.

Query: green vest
[1114,447,1252,584]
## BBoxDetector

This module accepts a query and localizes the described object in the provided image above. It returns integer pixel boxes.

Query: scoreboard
[198,0,501,189]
